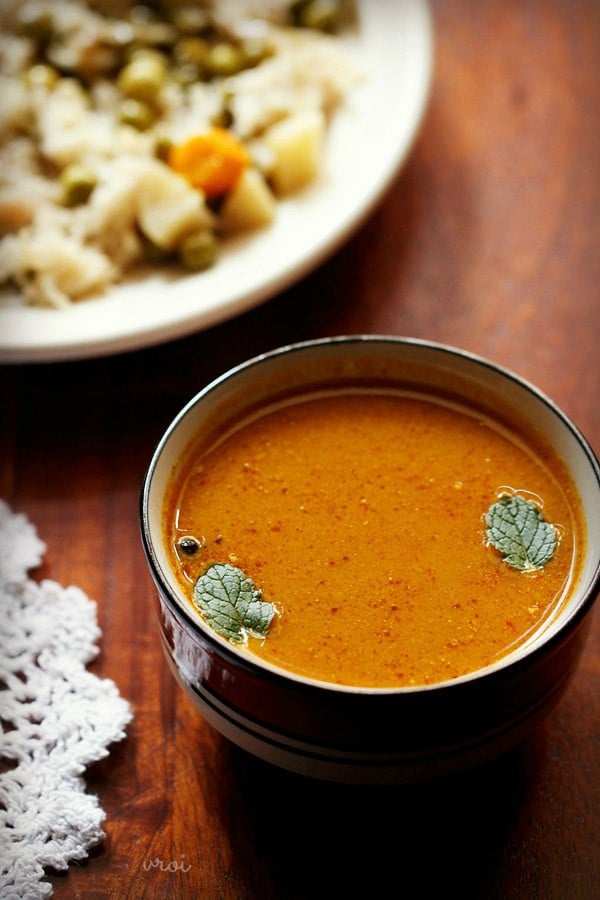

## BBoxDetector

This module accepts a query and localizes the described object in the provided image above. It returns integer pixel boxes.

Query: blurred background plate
[0,0,433,363]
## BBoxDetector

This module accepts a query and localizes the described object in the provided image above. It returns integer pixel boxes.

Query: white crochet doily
[0,500,133,899]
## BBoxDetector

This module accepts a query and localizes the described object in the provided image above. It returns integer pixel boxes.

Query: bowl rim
[140,334,600,697]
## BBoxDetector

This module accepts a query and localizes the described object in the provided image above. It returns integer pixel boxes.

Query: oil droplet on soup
[164,390,584,688]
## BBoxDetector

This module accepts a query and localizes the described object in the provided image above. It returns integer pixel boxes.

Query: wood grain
[2,1,599,897]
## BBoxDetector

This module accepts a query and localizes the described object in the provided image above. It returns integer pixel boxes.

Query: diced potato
[264,109,325,195]
[135,160,213,250]
[220,167,276,232]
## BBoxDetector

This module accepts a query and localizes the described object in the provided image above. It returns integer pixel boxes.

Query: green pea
[293,0,340,32]
[204,43,246,78]
[178,230,218,271]
[118,98,155,130]
[60,164,97,207]
[117,52,165,102]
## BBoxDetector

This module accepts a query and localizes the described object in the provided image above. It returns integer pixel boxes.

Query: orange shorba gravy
[165,389,584,688]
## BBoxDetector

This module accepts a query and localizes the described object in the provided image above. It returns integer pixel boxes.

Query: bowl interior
[142,336,600,685]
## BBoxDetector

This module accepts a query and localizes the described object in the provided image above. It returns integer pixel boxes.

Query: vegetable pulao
[0,0,360,307]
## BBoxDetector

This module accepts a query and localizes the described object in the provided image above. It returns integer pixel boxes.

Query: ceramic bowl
[140,336,600,783]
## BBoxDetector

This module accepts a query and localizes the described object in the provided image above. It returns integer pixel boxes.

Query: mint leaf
[485,494,557,571]
[192,563,275,643]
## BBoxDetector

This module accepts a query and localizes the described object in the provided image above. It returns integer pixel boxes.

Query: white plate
[0,0,433,363]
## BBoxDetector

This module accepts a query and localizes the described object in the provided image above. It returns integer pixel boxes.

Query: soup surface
[165,389,584,687]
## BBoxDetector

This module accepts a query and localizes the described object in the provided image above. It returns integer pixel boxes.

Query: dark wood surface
[2,1,599,897]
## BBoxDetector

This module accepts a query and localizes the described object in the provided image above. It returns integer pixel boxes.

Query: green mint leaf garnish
[192,563,275,643]
[485,494,557,571]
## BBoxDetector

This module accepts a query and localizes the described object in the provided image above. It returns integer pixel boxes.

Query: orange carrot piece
[167,128,251,199]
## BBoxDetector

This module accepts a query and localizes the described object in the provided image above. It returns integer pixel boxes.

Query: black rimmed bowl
[140,336,600,784]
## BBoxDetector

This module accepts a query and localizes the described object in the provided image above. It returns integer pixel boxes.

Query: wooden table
[3,1,599,897]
